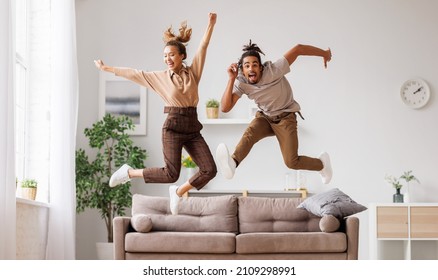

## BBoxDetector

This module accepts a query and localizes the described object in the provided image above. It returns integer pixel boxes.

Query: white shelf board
[200,118,253,124]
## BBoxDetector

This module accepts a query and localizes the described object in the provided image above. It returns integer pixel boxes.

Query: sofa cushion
[297,188,367,219]
[131,194,238,233]
[236,232,347,254]
[131,214,153,233]
[238,197,321,233]
[125,232,236,254]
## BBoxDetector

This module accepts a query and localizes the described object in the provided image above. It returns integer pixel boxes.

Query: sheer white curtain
[0,0,16,260]
[45,0,78,259]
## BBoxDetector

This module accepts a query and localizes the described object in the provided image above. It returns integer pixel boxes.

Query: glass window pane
[15,62,27,182]
[15,0,27,58]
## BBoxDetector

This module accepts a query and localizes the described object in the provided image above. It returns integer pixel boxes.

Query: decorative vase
[393,188,404,203]
[296,170,307,190]
[185,167,198,181]
[206,107,219,119]
[403,184,410,203]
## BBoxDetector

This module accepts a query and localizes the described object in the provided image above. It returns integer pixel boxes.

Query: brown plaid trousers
[142,107,217,190]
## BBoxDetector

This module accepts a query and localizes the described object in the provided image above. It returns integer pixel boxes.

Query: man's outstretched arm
[284,44,332,68]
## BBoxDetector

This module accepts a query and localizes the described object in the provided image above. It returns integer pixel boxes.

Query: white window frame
[15,0,51,203]
[15,0,28,188]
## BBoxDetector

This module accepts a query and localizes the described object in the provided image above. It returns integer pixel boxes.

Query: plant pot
[21,188,37,200]
[403,184,411,203]
[206,107,219,119]
[96,242,114,260]
[185,167,198,181]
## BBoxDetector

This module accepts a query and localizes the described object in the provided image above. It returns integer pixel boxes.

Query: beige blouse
[114,43,208,108]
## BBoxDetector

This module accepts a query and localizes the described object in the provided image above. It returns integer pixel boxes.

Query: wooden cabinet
[370,203,438,260]
[376,206,408,238]
[410,207,438,238]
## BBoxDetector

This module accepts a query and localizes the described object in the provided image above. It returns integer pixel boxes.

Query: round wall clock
[400,78,431,109]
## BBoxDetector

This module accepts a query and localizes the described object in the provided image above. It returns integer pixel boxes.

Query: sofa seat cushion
[238,197,321,233]
[236,232,347,254]
[125,232,236,254]
[131,194,238,233]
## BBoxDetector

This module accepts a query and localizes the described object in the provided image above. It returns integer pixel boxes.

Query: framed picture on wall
[99,72,147,135]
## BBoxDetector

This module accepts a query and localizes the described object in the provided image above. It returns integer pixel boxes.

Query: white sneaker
[216,143,236,179]
[109,164,132,187]
[319,152,333,184]
[169,185,180,215]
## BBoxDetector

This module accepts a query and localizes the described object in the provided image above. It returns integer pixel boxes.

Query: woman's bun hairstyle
[163,21,192,44]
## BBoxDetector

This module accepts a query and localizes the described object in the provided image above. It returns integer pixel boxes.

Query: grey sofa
[113,194,359,260]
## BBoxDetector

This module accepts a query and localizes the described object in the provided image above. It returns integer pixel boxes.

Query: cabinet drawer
[411,207,438,238]
[377,206,408,238]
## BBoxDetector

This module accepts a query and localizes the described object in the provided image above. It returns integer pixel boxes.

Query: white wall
[16,199,49,259]
[75,0,438,259]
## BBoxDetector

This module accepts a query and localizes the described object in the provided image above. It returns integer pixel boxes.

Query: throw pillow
[297,188,367,218]
[131,214,153,233]
[319,215,341,232]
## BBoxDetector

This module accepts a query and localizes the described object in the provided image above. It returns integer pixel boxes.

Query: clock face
[400,78,430,109]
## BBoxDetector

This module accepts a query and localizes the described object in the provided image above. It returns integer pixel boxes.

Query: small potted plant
[206,98,220,119]
[384,174,403,203]
[21,179,38,200]
[182,154,197,169]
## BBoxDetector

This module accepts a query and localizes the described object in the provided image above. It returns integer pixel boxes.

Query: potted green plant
[384,174,404,203]
[75,114,147,247]
[206,98,220,119]
[21,179,38,200]
[385,170,420,203]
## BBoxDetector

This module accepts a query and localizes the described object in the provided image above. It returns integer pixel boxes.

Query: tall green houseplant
[76,114,147,242]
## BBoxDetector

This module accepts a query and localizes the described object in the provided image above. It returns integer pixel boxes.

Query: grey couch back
[131,194,322,234]
[131,194,239,233]
[238,196,321,233]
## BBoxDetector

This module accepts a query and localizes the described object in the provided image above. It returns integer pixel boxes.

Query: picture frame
[99,71,147,135]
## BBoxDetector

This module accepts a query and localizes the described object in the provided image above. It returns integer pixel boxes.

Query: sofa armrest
[344,216,359,260]
[113,216,132,260]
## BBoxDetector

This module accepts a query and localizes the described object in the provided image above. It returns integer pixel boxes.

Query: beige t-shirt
[233,56,301,117]
[113,43,207,108]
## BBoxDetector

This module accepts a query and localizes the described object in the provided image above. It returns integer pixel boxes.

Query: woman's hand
[94,59,105,70]
[94,59,115,73]
[209,13,217,25]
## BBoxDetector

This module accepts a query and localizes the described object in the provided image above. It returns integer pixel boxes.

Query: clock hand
[412,86,423,94]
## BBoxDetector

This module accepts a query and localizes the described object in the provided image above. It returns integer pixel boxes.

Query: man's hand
[323,48,332,68]
[227,63,238,79]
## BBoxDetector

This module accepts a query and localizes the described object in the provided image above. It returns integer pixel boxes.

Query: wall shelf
[200,118,253,125]
[185,188,309,198]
